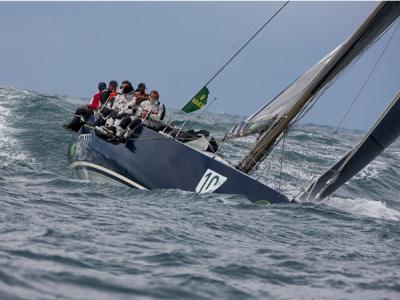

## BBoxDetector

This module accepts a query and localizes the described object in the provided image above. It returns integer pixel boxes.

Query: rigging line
[83,125,213,143]
[212,4,393,173]
[202,1,290,88]
[173,114,190,139]
[331,2,376,54]
[278,129,287,191]
[252,128,286,175]
[222,2,361,138]
[173,4,286,135]
[212,132,227,158]
[305,175,320,202]
[198,97,218,119]
[175,96,218,137]
[268,8,400,136]
[185,97,218,131]
[336,19,400,130]
[287,20,400,193]
[293,174,316,200]
[256,141,277,180]
[202,5,270,81]
[291,20,400,197]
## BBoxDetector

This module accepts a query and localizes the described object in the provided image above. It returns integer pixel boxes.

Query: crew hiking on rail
[63,80,166,143]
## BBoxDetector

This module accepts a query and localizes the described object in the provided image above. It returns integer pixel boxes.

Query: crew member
[109,90,166,143]
[137,90,165,121]
[134,82,149,106]
[100,80,118,107]
[104,81,135,127]
[93,80,119,127]
[63,82,107,132]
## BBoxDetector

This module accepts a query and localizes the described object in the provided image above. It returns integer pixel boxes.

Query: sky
[0,1,399,130]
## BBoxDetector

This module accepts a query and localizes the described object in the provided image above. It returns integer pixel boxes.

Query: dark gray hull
[70,126,289,203]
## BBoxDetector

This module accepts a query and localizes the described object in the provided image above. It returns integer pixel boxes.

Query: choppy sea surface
[1,85,400,300]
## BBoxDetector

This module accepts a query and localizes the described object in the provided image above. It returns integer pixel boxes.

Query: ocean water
[1,85,400,300]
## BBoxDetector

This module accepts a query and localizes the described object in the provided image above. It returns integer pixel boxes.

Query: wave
[2,85,400,300]
[325,196,400,221]
[0,85,399,221]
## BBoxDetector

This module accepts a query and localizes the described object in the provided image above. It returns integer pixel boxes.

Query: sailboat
[68,2,400,203]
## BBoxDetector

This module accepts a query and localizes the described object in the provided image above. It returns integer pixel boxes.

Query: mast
[236,2,400,173]
[299,92,400,201]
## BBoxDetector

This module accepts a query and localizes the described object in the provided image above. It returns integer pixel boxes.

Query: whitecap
[0,89,35,168]
[325,196,400,221]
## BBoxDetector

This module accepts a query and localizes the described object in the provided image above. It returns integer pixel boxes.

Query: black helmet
[134,88,145,95]
[121,80,132,87]
[109,80,118,88]
[122,82,134,94]
[137,82,146,90]
[98,82,107,91]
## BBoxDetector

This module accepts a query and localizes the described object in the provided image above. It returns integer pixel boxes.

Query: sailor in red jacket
[63,82,107,132]
[86,82,106,110]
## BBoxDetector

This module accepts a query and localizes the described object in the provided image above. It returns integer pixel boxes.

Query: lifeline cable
[184,96,218,133]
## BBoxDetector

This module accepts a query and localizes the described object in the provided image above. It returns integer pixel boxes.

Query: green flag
[181,86,209,113]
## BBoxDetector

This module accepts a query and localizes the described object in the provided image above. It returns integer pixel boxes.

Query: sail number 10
[195,169,227,194]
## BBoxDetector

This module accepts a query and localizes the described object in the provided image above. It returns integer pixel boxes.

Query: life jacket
[108,91,118,102]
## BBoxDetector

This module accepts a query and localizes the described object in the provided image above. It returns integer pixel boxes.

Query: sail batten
[233,2,400,173]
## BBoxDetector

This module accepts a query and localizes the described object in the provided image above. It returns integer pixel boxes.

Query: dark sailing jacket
[100,89,118,107]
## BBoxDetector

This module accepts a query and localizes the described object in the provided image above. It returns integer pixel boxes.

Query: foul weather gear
[87,91,102,110]
[137,100,165,121]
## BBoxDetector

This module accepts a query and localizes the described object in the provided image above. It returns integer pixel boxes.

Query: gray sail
[299,92,400,201]
[229,48,341,138]
[233,2,400,173]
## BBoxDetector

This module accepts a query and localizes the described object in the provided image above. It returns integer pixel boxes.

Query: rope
[278,130,287,190]
[291,20,400,200]
[172,2,289,151]
[184,97,218,132]
[201,1,289,88]
[250,129,284,175]
[256,143,277,180]
[293,174,315,200]
[212,133,228,158]
[202,5,270,82]
[256,10,400,137]
[335,19,400,130]
[84,125,213,143]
